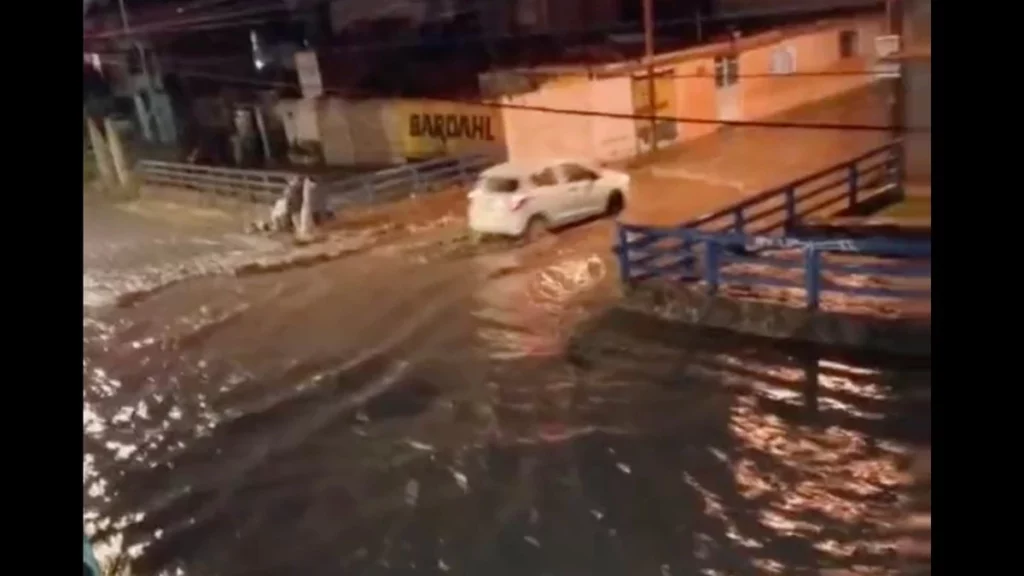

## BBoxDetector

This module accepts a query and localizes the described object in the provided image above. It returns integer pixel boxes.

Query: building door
[631,68,678,153]
[714,54,741,121]
[839,29,860,59]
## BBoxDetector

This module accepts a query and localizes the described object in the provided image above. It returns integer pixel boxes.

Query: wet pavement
[84,198,281,308]
[83,226,929,575]
[620,84,892,227]
[83,85,928,576]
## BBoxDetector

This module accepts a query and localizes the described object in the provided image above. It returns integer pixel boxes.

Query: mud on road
[83,197,625,571]
[83,191,473,310]
[84,202,929,576]
[83,85,926,576]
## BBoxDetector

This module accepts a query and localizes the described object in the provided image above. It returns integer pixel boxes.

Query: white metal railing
[138,161,294,204]
[137,155,496,207]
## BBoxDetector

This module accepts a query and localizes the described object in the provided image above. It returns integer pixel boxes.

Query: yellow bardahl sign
[395,100,505,159]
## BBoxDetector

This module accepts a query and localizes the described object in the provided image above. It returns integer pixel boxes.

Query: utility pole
[117,0,149,80]
[117,0,155,142]
[888,0,905,146]
[642,0,657,153]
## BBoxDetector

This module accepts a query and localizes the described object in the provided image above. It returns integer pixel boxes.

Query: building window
[839,30,859,58]
[771,46,796,75]
[714,55,739,88]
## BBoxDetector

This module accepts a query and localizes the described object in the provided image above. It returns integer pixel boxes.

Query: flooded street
[83,205,929,576]
[83,85,928,576]
[84,198,281,308]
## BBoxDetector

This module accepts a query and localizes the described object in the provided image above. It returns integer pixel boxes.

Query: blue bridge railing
[613,141,929,311]
[686,140,903,235]
[615,228,930,310]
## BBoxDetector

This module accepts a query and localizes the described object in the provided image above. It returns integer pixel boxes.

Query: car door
[557,162,603,220]
[528,166,573,224]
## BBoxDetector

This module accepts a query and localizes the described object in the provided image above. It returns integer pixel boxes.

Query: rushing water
[84,203,929,576]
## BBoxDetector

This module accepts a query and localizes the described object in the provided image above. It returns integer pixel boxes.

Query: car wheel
[522,216,550,243]
[606,190,625,216]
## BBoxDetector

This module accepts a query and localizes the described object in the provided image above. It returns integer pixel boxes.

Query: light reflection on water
[473,253,608,361]
[83,249,929,576]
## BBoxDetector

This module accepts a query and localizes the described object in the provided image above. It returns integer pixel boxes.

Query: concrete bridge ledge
[613,282,931,358]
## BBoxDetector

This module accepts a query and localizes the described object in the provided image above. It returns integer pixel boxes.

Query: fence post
[361,177,374,202]
[892,142,906,198]
[680,228,695,278]
[409,166,421,196]
[732,208,745,234]
[615,224,632,287]
[848,164,859,209]
[296,176,316,241]
[85,116,116,189]
[704,238,721,294]
[461,160,476,186]
[104,116,131,188]
[784,187,796,230]
[804,247,821,310]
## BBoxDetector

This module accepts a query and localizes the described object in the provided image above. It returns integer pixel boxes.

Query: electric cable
[99,59,924,134]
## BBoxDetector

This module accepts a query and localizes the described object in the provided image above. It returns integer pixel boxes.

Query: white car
[467,160,631,240]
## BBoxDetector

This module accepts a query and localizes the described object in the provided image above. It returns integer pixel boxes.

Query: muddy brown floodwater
[84,213,929,576]
[84,86,928,576]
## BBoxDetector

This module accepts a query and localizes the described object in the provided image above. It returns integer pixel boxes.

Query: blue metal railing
[613,140,929,311]
[685,140,904,235]
[615,228,930,310]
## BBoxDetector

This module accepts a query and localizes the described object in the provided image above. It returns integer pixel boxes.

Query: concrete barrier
[617,280,930,357]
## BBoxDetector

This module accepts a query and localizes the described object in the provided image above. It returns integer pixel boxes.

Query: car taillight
[508,197,529,211]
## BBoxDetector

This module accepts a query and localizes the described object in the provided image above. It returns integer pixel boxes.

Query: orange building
[492,15,887,163]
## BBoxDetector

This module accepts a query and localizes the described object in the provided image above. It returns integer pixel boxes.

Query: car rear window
[479,177,520,193]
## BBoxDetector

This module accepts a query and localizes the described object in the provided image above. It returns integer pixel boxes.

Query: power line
[126,48,889,80]
[146,16,283,36]
[83,0,486,40]
[84,0,484,39]
[84,0,884,44]
[84,0,888,98]
[84,1,286,39]
[100,59,924,134]
[92,38,889,82]
[177,0,240,12]
[87,0,891,81]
